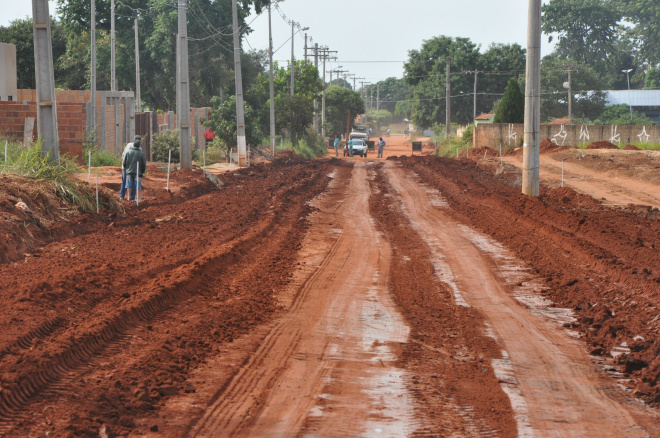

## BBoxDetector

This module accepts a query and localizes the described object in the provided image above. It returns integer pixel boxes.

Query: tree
[394,100,413,121]
[371,77,411,117]
[493,79,524,123]
[541,0,622,69]
[594,104,654,125]
[540,56,608,121]
[205,95,262,155]
[621,0,660,65]
[479,43,526,114]
[366,109,393,132]
[644,68,660,90]
[324,86,365,137]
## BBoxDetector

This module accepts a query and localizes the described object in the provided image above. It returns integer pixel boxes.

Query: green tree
[540,56,608,121]
[594,104,654,125]
[0,18,69,89]
[542,0,622,69]
[494,79,524,123]
[478,43,526,114]
[621,0,660,65]
[204,95,262,155]
[366,109,393,131]
[394,100,413,121]
[324,86,366,137]
[404,36,482,127]
[644,68,660,89]
[371,77,411,117]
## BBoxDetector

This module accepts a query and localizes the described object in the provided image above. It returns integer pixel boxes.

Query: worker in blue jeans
[333,135,340,157]
[377,137,386,158]
[122,136,147,202]
[119,137,137,200]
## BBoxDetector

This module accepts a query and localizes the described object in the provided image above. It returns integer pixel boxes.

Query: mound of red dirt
[624,144,641,150]
[587,141,618,149]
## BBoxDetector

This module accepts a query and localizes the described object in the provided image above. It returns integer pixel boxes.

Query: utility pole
[268,3,276,155]
[231,0,247,166]
[353,76,364,92]
[318,47,337,138]
[178,0,191,169]
[313,43,319,133]
[135,18,141,112]
[445,58,451,138]
[111,0,116,91]
[470,70,481,121]
[91,0,97,143]
[562,66,576,121]
[523,0,541,196]
[623,68,633,120]
[377,83,380,112]
[304,32,308,63]
[32,0,59,162]
[290,21,295,96]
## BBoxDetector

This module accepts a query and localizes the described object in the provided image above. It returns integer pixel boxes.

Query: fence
[474,123,660,149]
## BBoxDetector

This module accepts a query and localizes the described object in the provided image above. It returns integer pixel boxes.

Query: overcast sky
[2,0,554,88]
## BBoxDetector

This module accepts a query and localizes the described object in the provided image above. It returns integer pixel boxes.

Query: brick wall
[474,123,660,150]
[0,101,86,157]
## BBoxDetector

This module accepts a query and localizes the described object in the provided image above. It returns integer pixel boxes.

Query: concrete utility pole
[623,69,633,120]
[32,0,59,161]
[567,69,572,121]
[353,76,364,92]
[268,3,276,155]
[231,0,247,166]
[376,83,380,111]
[523,0,541,196]
[91,0,97,143]
[176,32,180,128]
[111,0,116,91]
[290,21,295,96]
[445,58,451,138]
[318,47,337,138]
[178,0,192,169]
[304,32,308,63]
[472,70,481,121]
[135,18,141,112]
[313,43,319,133]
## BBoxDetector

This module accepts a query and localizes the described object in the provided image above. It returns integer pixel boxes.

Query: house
[474,113,495,125]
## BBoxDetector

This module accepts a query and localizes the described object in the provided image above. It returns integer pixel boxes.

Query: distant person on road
[377,137,386,158]
[333,134,340,157]
[122,135,147,202]
[347,139,354,157]
[204,128,215,146]
[119,139,134,200]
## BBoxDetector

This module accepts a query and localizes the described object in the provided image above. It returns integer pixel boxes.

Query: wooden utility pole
[304,33,308,63]
[376,83,380,111]
[523,0,541,196]
[31,0,59,161]
[91,0,97,143]
[268,3,276,155]
[111,0,116,91]
[231,0,247,166]
[445,58,451,138]
[178,0,191,169]
[135,18,141,112]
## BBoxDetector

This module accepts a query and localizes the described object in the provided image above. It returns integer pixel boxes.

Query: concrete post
[523,0,541,196]
[111,0,116,91]
[114,97,120,153]
[269,3,276,155]
[313,43,318,133]
[178,1,192,169]
[322,52,326,138]
[135,18,141,112]
[473,70,479,121]
[446,58,451,138]
[290,21,295,97]
[231,0,247,166]
[31,0,59,161]
[91,0,97,144]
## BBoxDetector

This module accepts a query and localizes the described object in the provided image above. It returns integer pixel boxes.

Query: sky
[2,0,554,89]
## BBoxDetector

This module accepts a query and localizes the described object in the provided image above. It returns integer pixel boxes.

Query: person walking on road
[347,139,354,157]
[377,137,386,158]
[333,135,340,157]
[119,138,135,200]
[122,135,147,202]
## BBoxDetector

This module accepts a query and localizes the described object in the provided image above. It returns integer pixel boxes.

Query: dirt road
[501,149,660,209]
[1,139,660,437]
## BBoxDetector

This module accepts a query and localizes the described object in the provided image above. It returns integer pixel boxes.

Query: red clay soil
[0,157,333,437]
[587,140,619,149]
[624,144,641,150]
[368,164,517,437]
[398,155,660,404]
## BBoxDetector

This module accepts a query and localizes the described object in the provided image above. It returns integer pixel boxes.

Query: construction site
[2,0,660,437]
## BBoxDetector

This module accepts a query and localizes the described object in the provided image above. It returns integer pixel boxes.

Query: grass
[1,138,120,214]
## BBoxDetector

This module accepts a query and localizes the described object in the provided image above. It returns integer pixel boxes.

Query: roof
[547,118,576,125]
[605,90,660,107]
[475,113,495,120]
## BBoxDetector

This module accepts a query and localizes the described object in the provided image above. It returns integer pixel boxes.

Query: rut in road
[189,163,419,437]
[381,161,653,438]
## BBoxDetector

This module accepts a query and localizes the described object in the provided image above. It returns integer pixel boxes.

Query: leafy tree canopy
[594,104,654,125]
[324,86,365,137]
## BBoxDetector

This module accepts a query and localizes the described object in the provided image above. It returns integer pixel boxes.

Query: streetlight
[622,69,633,120]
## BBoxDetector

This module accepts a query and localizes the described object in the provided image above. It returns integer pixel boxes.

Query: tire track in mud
[398,156,660,408]
[0,159,334,437]
[367,163,517,438]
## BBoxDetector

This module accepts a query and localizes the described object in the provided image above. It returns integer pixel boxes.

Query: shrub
[293,130,327,159]
[494,79,524,123]
[152,130,180,163]
[463,125,474,145]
